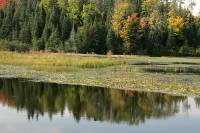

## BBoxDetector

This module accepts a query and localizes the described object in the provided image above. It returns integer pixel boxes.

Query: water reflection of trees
[0,78,188,125]
[195,98,200,107]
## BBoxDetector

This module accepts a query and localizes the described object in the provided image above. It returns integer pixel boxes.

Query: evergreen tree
[32,3,46,40]
[19,22,32,44]
[46,28,61,52]
[0,2,14,39]
[59,9,71,43]
[42,20,51,49]
[66,25,77,52]
[197,28,200,47]
[92,18,107,54]
[106,28,122,54]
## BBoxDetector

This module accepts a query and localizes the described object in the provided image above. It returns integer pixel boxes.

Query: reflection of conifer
[0,78,189,125]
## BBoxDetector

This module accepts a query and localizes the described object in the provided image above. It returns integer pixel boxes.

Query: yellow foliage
[82,2,96,19]
[168,11,185,33]
[111,1,130,34]
[57,0,67,9]
[142,0,162,14]
[40,0,49,10]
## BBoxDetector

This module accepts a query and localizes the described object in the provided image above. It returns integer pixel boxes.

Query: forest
[0,0,200,56]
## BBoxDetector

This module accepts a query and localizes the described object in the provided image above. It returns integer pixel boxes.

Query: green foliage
[197,28,200,46]
[32,3,46,40]
[60,9,71,43]
[0,2,14,39]
[179,45,196,56]
[32,38,45,51]
[19,22,32,44]
[0,40,30,52]
[67,0,80,21]
[46,28,61,52]
[106,28,122,54]
[76,18,107,54]
[65,25,77,52]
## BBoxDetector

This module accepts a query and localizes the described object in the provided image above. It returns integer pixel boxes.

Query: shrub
[46,29,61,52]
[32,38,45,51]
[195,47,200,56]
[0,40,30,52]
[179,45,196,56]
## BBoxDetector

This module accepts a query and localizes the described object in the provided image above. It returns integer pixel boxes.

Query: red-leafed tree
[0,0,6,8]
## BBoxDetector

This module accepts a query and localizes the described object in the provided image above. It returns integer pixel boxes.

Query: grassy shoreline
[0,51,200,97]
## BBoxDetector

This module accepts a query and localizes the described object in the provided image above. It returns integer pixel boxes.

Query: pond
[0,78,200,133]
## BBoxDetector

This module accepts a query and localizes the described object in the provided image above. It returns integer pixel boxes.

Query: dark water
[0,78,200,133]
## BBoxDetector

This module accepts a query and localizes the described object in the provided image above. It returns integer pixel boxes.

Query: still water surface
[0,78,200,133]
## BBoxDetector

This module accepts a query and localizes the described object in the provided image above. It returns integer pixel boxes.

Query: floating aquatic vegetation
[0,52,200,97]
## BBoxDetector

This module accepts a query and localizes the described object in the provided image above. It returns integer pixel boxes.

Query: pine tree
[46,28,61,52]
[32,3,46,39]
[197,27,200,47]
[49,0,60,27]
[60,9,71,43]
[32,3,46,50]
[19,22,32,44]
[66,25,77,52]
[0,2,14,39]
[92,18,107,54]
[106,28,122,54]
[42,20,51,49]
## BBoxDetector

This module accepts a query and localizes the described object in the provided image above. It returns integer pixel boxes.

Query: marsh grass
[0,52,123,70]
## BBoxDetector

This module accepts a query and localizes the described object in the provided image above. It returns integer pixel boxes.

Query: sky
[184,0,200,16]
